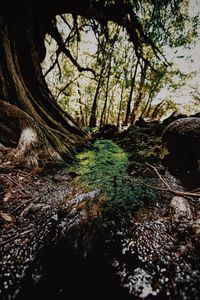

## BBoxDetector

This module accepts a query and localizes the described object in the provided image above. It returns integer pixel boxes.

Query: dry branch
[143,163,200,198]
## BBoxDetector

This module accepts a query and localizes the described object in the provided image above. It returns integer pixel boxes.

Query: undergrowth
[70,139,160,227]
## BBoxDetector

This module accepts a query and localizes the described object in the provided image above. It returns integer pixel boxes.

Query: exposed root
[0,100,88,167]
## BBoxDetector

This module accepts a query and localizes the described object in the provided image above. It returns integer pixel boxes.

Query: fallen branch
[0,174,29,195]
[142,163,200,198]
[0,167,35,178]
[146,162,171,189]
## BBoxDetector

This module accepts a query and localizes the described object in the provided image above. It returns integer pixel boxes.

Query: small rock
[29,203,50,213]
[21,203,50,217]
[169,196,193,223]
[71,189,101,207]
[51,214,58,221]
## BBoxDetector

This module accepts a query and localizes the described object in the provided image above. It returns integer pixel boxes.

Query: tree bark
[130,61,148,124]
[151,101,166,120]
[117,82,124,129]
[89,67,104,128]
[99,51,113,128]
[124,58,139,126]
[0,1,178,164]
[0,12,87,166]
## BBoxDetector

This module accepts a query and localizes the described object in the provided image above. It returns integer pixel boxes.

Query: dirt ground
[1,132,200,300]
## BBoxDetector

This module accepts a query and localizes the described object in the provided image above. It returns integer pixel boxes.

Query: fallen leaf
[0,212,14,222]
[76,199,90,210]
[3,192,12,202]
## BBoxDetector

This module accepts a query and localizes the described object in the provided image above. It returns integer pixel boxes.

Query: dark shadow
[15,237,134,300]
[163,153,200,190]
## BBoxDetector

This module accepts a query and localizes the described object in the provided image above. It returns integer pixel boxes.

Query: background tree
[43,1,198,128]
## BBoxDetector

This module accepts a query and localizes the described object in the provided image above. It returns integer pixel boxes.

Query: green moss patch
[70,139,159,223]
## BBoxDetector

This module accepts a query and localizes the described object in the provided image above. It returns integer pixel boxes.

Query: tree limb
[44,52,59,77]
[60,14,72,29]
[55,74,81,99]
[47,22,96,77]
[52,1,169,69]
[146,162,171,189]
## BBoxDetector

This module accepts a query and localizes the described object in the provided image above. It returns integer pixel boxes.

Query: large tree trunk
[0,1,177,165]
[0,11,87,166]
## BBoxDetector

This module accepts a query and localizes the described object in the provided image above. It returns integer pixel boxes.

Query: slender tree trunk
[140,70,164,119]
[84,97,89,127]
[117,83,124,129]
[130,61,148,124]
[89,67,104,128]
[151,101,165,120]
[78,102,85,127]
[124,58,139,126]
[77,82,85,127]
[0,13,87,166]
[99,53,112,128]
[106,91,114,124]
[140,94,153,119]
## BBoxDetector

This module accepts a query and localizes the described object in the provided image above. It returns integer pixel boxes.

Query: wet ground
[1,139,200,299]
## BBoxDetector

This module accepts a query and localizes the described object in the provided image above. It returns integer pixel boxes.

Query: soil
[1,128,200,300]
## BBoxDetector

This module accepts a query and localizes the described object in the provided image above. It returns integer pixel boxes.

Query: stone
[169,196,193,223]
[162,118,200,189]
[162,111,187,126]
[162,117,200,158]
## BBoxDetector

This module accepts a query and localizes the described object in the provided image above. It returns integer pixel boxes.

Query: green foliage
[42,1,199,126]
[70,140,159,225]
[106,177,159,223]
[83,126,98,134]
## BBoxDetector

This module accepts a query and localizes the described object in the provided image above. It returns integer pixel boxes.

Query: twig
[48,23,96,77]
[138,181,168,192]
[12,202,26,213]
[15,170,37,179]
[142,163,200,198]
[0,228,34,246]
[0,167,36,178]
[0,233,19,246]
[20,203,35,218]
[0,174,29,195]
[19,228,34,236]
[190,187,200,193]
[55,74,81,100]
[146,162,171,189]
[0,174,18,185]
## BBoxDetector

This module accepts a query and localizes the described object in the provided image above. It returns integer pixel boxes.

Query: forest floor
[1,126,200,300]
